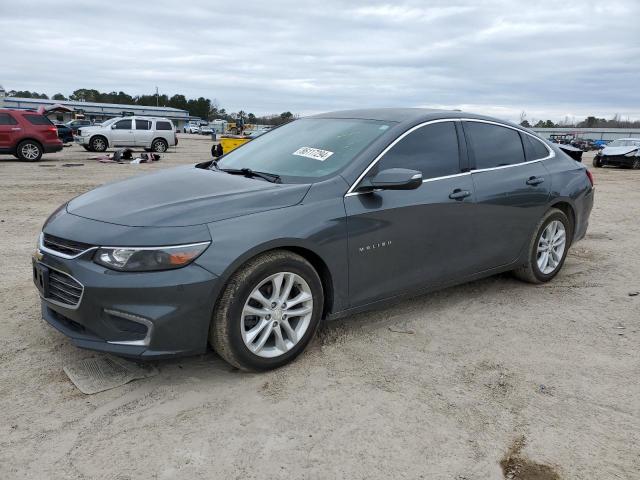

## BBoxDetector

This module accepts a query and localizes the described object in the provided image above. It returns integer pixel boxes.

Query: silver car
[75,116,177,153]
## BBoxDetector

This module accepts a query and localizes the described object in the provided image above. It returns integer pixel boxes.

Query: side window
[114,119,132,130]
[522,133,550,161]
[135,119,151,130]
[24,114,53,126]
[0,113,18,125]
[465,122,525,169]
[375,121,460,179]
[156,121,172,131]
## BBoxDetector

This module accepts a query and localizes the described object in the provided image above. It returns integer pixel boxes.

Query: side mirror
[111,124,117,129]
[358,168,423,192]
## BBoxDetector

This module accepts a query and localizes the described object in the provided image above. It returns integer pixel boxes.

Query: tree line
[520,112,640,129]
[5,89,295,126]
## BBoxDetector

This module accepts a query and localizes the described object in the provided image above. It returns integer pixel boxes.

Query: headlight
[94,242,210,272]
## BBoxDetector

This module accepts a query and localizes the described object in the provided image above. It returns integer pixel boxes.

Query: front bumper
[599,154,637,167]
[34,247,220,359]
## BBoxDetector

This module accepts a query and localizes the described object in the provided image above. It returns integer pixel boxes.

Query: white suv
[75,116,177,152]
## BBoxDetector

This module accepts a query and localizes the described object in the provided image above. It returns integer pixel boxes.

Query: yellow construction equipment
[219,135,251,154]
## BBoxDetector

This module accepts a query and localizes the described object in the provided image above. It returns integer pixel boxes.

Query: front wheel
[90,136,107,152]
[632,158,640,170]
[514,208,571,284]
[592,156,603,168]
[210,250,324,371]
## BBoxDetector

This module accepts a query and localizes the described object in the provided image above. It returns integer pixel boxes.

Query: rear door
[111,119,134,146]
[0,112,20,151]
[345,120,478,307]
[462,120,551,270]
[134,119,153,146]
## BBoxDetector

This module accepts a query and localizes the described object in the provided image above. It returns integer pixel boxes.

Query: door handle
[11,127,21,131]
[526,176,545,186]
[449,189,471,200]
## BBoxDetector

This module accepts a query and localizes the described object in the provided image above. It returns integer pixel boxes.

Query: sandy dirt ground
[0,136,638,479]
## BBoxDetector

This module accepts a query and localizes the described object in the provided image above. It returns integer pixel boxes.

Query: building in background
[531,127,640,141]
[0,92,189,130]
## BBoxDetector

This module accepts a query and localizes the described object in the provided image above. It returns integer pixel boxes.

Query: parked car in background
[54,123,74,143]
[593,138,640,169]
[74,116,177,152]
[65,119,92,135]
[0,108,63,161]
[199,125,213,135]
[184,123,200,134]
[34,109,594,371]
[593,140,609,149]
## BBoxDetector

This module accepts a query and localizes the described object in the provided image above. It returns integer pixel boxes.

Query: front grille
[43,234,93,257]
[48,269,83,307]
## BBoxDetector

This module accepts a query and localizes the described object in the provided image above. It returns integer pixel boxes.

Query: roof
[309,107,510,126]
[3,96,188,113]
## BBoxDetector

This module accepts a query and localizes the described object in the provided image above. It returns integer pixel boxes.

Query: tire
[16,140,43,162]
[210,250,324,371]
[632,158,640,170]
[592,156,603,168]
[151,138,168,153]
[90,136,108,152]
[514,208,572,284]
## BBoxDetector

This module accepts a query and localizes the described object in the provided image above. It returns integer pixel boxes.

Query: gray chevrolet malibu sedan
[33,109,594,370]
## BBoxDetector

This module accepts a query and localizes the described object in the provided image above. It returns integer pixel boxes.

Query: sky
[1,0,639,123]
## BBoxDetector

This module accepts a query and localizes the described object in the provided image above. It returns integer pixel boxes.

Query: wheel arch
[15,137,43,151]
[211,241,336,321]
[548,199,576,243]
[90,134,109,147]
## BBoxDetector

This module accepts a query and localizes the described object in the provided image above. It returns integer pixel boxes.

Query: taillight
[586,169,594,187]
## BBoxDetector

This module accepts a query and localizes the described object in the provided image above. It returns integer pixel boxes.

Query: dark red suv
[0,109,63,161]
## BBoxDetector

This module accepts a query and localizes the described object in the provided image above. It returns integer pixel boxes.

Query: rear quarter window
[156,121,173,131]
[522,133,550,161]
[24,114,54,126]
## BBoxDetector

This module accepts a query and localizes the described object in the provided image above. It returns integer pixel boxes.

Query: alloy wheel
[21,143,40,160]
[93,138,106,151]
[537,220,566,274]
[241,272,314,358]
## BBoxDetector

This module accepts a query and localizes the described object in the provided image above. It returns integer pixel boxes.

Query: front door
[111,118,135,146]
[462,120,551,270]
[345,120,478,307]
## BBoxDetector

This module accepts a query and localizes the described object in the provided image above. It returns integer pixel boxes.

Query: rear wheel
[90,136,107,152]
[210,250,323,371]
[514,208,571,284]
[151,138,168,153]
[16,140,43,161]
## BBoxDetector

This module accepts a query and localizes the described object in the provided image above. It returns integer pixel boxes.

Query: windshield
[216,118,393,181]
[608,139,640,147]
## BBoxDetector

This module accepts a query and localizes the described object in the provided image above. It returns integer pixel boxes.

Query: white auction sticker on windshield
[293,147,334,161]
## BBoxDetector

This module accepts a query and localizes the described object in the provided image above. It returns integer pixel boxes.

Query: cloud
[0,0,638,122]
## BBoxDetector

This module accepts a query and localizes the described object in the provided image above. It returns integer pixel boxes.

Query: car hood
[602,146,639,156]
[67,165,311,227]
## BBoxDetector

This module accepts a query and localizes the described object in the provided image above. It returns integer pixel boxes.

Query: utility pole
[155,86,159,107]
